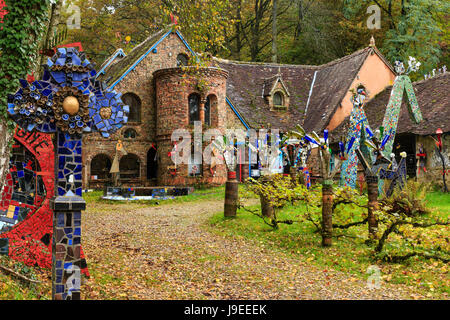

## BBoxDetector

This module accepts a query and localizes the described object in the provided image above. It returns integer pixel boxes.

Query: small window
[204,96,211,126]
[273,92,284,106]
[122,93,141,123]
[188,93,200,125]
[177,54,189,67]
[123,128,137,139]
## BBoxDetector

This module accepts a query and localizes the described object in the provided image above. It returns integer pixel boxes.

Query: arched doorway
[147,145,158,180]
[119,154,140,179]
[90,154,112,180]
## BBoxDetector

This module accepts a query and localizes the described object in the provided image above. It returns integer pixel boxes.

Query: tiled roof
[303,48,370,133]
[214,59,317,130]
[215,47,374,132]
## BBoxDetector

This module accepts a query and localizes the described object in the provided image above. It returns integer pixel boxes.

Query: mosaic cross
[378,60,423,191]
[380,74,422,162]
[7,47,129,300]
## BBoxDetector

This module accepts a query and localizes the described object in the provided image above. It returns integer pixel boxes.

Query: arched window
[119,154,140,179]
[188,93,200,125]
[177,53,189,67]
[204,96,212,126]
[122,93,141,123]
[123,128,137,139]
[147,145,158,180]
[273,92,284,106]
[90,154,112,180]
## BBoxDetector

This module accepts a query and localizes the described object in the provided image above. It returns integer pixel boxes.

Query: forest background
[61,0,448,81]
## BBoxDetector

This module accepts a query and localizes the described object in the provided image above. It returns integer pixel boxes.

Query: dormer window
[263,74,290,110]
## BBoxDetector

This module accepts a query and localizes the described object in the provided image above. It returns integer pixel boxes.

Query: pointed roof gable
[303,47,370,133]
[99,25,195,89]
[263,74,291,97]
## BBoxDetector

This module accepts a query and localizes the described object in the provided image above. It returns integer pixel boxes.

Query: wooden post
[321,181,333,247]
[224,171,238,217]
[289,166,297,186]
[367,175,379,240]
[260,194,275,218]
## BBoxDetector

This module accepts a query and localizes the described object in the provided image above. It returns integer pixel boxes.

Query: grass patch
[207,191,450,298]
[83,185,229,206]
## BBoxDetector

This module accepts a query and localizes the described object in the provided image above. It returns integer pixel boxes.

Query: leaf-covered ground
[79,197,434,300]
[0,188,447,300]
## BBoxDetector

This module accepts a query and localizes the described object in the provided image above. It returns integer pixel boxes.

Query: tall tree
[271,0,278,63]
[343,0,450,78]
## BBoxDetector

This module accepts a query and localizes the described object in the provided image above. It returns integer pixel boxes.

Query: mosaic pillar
[51,132,86,300]
[339,90,373,189]
[51,196,85,300]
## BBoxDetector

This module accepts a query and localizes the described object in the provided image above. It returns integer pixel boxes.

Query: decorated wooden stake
[366,175,379,241]
[286,127,345,247]
[7,48,129,300]
[224,171,239,217]
[321,181,333,247]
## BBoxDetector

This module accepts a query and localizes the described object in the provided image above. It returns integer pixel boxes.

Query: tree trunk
[294,0,303,40]
[367,175,379,241]
[38,2,62,77]
[260,194,275,219]
[224,171,239,217]
[271,0,278,63]
[321,183,333,247]
[234,0,243,60]
[0,121,13,193]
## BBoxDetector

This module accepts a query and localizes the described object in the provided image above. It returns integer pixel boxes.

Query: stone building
[82,26,399,188]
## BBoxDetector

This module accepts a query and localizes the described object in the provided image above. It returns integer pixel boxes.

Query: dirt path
[82,199,426,300]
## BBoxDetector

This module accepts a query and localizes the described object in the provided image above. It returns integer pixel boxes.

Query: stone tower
[153,67,229,186]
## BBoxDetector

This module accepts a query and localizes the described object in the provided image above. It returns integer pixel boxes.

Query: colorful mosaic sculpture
[7,47,129,300]
[0,128,89,274]
[339,87,375,188]
[287,126,344,184]
[281,130,312,189]
[378,59,423,191]
[379,152,408,197]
